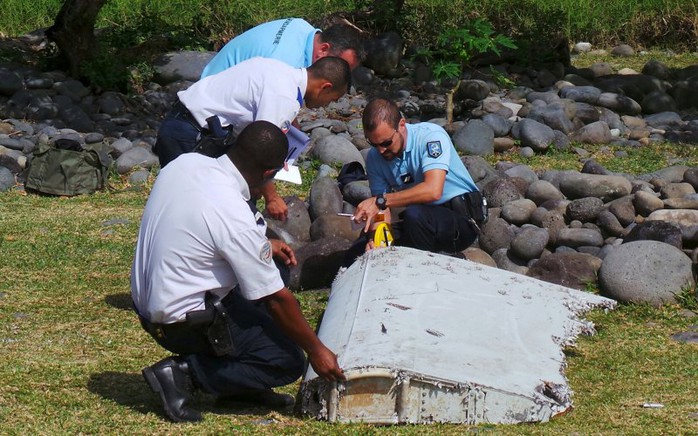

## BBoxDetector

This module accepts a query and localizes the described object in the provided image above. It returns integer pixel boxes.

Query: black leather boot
[142,356,202,422]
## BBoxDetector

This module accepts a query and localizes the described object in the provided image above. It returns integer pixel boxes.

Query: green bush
[0,0,694,91]
[412,18,517,79]
[1,0,693,51]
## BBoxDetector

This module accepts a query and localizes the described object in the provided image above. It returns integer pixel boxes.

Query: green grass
[572,50,698,73]
[494,141,698,174]
[1,149,697,433]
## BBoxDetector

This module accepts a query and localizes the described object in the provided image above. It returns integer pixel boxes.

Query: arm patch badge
[427,141,442,158]
[280,120,291,134]
[260,240,273,263]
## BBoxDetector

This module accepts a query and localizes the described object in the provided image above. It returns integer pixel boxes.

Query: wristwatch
[375,193,388,210]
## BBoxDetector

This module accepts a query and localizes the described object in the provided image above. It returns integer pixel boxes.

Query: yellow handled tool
[373,221,394,248]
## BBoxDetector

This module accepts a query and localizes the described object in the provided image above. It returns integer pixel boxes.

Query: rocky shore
[0,32,697,305]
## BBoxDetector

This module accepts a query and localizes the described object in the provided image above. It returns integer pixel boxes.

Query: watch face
[376,195,387,209]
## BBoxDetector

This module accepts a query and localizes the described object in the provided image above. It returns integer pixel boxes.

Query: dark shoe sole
[142,366,202,423]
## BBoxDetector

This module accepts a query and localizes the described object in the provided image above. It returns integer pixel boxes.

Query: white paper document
[274,164,303,184]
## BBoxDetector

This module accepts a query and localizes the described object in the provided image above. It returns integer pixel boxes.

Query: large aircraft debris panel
[300,246,616,424]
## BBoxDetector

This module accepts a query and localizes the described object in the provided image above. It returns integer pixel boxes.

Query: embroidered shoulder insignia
[260,240,273,263]
[427,141,442,158]
[280,120,291,134]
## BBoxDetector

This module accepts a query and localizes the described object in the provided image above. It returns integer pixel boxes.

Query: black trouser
[185,290,305,395]
[342,202,478,266]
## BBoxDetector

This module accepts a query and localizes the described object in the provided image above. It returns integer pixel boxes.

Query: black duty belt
[136,292,234,356]
[443,193,469,213]
[171,99,202,132]
[138,314,194,341]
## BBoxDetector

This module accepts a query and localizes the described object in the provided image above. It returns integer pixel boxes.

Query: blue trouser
[343,203,478,266]
[140,260,304,396]
[153,104,201,168]
[399,204,477,251]
[185,287,305,396]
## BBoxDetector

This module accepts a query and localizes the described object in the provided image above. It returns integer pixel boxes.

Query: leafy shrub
[437,20,517,67]
[81,4,206,91]
[431,61,461,80]
[410,18,517,79]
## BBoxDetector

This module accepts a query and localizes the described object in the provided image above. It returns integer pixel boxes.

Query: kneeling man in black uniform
[131,121,344,422]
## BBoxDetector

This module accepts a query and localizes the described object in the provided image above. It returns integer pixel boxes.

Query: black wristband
[375,193,387,210]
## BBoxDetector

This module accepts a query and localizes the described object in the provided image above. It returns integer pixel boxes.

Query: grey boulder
[527,252,601,290]
[289,237,353,291]
[599,240,694,306]
[311,134,365,168]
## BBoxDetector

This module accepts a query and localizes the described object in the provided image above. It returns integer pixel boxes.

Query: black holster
[193,116,237,158]
[185,292,235,356]
[449,191,488,225]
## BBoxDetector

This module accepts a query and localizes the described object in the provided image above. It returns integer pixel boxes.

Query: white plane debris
[300,246,616,424]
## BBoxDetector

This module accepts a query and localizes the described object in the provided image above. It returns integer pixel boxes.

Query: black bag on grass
[25,139,112,196]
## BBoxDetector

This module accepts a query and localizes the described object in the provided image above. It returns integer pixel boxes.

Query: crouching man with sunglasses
[344,98,486,264]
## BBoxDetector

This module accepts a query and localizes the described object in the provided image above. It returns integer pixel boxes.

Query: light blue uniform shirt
[366,123,478,205]
[201,18,318,78]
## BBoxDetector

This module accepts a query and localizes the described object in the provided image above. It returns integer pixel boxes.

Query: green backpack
[25,139,113,196]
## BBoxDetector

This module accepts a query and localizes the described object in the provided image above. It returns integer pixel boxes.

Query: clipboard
[285,125,310,163]
[274,125,309,185]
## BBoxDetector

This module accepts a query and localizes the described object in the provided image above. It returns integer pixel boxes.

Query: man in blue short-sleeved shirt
[201,18,364,78]
[349,98,483,258]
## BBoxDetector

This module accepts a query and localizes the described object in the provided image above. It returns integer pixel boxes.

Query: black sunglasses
[366,129,397,149]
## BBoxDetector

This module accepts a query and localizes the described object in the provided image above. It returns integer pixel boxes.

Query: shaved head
[229,121,288,177]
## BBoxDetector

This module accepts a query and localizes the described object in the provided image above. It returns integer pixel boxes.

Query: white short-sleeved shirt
[201,18,318,78]
[178,57,306,138]
[131,153,284,324]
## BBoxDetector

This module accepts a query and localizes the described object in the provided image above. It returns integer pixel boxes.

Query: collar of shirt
[399,123,415,160]
[217,154,251,201]
[298,67,308,104]
[303,30,319,67]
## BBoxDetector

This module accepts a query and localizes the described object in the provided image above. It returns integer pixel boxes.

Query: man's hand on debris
[308,344,346,382]
[263,289,345,383]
